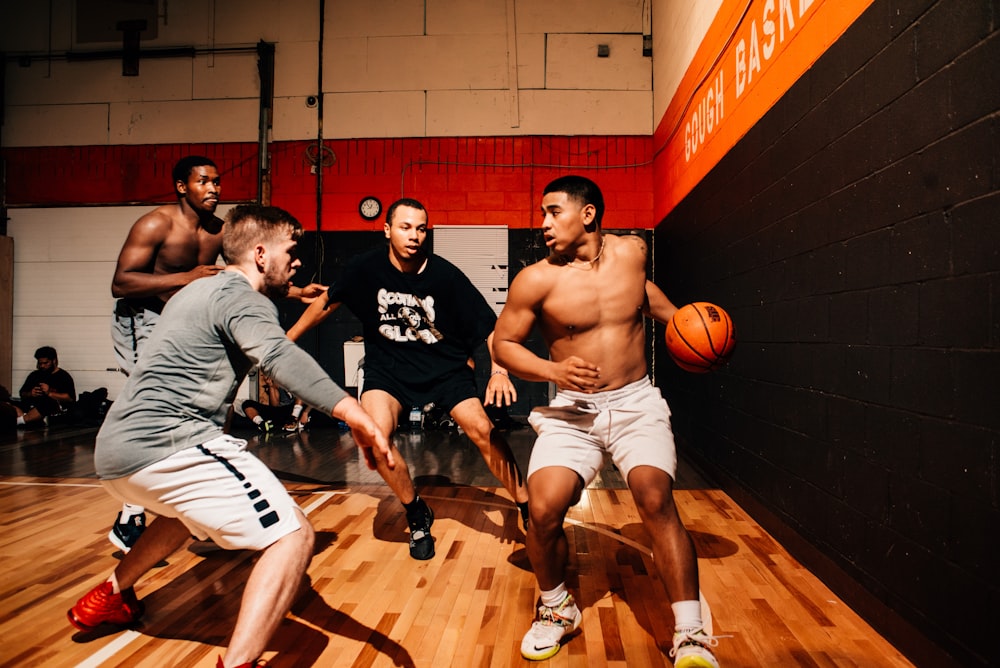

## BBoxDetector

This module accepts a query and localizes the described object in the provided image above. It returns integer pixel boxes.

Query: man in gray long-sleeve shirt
[68,204,392,668]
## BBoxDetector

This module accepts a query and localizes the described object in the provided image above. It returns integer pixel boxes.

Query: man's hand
[288,283,328,303]
[484,372,518,407]
[551,356,602,392]
[187,265,224,281]
[333,397,394,470]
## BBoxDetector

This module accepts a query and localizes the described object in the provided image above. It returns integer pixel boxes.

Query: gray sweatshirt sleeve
[223,287,349,416]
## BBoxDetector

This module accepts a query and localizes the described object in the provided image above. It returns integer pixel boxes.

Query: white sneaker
[520,593,582,661]
[671,628,721,668]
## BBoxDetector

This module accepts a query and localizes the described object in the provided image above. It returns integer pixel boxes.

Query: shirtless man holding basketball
[493,175,720,666]
[107,155,323,553]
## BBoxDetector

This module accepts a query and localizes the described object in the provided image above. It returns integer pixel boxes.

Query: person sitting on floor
[240,372,311,434]
[14,346,76,428]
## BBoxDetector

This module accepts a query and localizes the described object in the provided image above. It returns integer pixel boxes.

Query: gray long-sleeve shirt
[96,270,347,479]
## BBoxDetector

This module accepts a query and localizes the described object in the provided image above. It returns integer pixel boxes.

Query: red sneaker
[217,657,267,667]
[67,581,143,631]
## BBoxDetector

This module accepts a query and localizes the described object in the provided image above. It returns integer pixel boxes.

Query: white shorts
[527,377,677,485]
[111,303,160,375]
[102,435,304,551]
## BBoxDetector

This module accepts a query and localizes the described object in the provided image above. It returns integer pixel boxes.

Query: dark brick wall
[653,2,999,666]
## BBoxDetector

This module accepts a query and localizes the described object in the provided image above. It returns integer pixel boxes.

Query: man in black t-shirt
[287,198,529,560]
[15,346,76,427]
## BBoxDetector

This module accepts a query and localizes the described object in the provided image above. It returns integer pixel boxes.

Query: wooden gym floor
[0,421,915,667]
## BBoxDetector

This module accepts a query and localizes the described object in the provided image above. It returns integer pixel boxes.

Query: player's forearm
[485,332,510,374]
[643,280,679,325]
[112,272,192,298]
[492,340,553,383]
[286,296,334,342]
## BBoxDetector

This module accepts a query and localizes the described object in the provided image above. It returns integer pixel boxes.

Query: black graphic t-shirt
[329,247,496,385]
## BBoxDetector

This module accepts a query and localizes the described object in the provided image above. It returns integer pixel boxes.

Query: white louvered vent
[432,226,508,316]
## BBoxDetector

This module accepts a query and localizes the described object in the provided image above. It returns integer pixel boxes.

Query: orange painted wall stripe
[653,0,874,221]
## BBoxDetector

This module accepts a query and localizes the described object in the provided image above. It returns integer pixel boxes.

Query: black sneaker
[108,511,146,553]
[257,419,276,434]
[406,506,435,560]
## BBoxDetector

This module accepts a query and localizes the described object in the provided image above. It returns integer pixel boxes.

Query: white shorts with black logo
[527,377,677,485]
[102,435,304,551]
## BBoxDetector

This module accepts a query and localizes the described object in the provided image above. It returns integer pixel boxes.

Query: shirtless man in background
[107,155,323,553]
[107,155,225,553]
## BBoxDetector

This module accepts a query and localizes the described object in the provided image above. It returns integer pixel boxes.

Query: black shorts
[362,366,479,413]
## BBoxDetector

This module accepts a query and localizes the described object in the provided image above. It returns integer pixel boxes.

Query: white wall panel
[275,0,322,42]
[12,262,116,316]
[326,0,425,38]
[652,0,722,118]
[516,33,545,89]
[10,207,143,262]
[275,41,320,99]
[5,59,193,106]
[325,92,426,139]
[193,53,260,100]
[2,0,667,144]
[273,97,320,141]
[108,99,259,143]
[328,34,509,92]
[425,90,510,136]
[521,89,652,134]
[2,104,111,147]
[427,0,506,34]
[8,205,234,399]
[546,34,650,90]
[515,0,643,33]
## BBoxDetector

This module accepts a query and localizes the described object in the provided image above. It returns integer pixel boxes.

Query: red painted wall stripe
[4,136,654,231]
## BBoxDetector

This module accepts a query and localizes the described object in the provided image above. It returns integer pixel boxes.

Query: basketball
[665,302,736,373]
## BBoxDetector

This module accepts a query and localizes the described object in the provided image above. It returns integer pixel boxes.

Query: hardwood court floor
[0,423,915,667]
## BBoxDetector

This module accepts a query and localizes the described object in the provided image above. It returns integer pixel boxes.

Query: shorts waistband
[555,376,653,408]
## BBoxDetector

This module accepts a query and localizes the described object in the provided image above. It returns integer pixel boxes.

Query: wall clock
[359,196,382,221]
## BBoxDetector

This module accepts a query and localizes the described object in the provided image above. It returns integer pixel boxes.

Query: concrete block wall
[654,2,999,666]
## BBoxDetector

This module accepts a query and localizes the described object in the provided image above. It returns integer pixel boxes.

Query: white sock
[252,415,263,425]
[540,583,569,608]
[16,416,25,425]
[291,404,303,419]
[120,504,143,523]
[672,600,703,633]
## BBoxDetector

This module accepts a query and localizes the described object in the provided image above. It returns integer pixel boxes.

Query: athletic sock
[671,600,703,632]
[120,503,144,523]
[16,416,25,425]
[540,583,569,608]
[403,495,428,519]
[252,415,264,425]
[291,404,303,419]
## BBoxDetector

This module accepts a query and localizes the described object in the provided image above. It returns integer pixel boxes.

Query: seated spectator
[240,373,311,434]
[15,346,76,427]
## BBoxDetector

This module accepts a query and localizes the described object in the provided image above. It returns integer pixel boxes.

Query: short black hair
[543,175,605,228]
[34,346,57,360]
[172,155,217,194]
[385,198,427,227]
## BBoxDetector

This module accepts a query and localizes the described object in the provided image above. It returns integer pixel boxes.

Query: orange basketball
[665,302,736,373]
